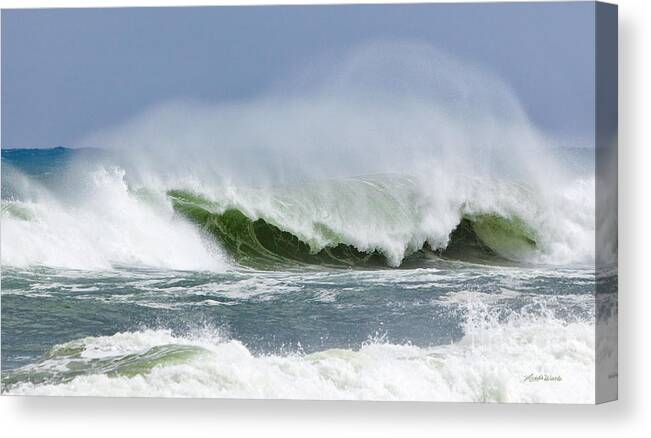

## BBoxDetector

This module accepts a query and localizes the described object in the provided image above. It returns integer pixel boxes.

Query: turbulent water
[0,43,616,402]
[0,146,608,402]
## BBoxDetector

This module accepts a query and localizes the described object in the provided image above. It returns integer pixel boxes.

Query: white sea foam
[5,296,596,403]
[0,167,225,271]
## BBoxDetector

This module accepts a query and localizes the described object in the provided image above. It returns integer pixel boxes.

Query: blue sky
[1,2,595,148]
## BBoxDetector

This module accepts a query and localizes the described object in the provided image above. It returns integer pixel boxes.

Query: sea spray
[2,290,596,403]
[82,42,568,188]
[1,166,226,271]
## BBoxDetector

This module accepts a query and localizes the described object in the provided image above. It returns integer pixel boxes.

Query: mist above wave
[82,41,570,189]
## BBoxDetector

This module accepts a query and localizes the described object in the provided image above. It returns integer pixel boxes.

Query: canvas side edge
[594,0,618,405]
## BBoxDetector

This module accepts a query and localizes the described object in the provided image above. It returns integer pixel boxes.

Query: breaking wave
[1,166,594,270]
[0,167,226,271]
[165,174,585,268]
[1,41,599,270]
[1,291,597,403]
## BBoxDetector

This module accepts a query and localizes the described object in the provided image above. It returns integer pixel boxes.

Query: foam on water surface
[3,295,597,402]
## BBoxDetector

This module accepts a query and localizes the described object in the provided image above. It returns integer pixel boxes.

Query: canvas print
[1,2,617,403]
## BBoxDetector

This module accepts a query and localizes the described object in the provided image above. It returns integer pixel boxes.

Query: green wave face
[442,215,537,264]
[466,213,537,261]
[2,342,204,388]
[168,190,389,268]
[1,202,34,221]
[168,190,537,268]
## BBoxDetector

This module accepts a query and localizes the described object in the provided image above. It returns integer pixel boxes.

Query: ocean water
[0,146,613,402]
[0,43,617,402]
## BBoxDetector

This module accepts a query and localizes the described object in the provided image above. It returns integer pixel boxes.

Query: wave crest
[166,172,589,268]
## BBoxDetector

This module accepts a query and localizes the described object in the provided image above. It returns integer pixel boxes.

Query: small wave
[1,201,35,221]
[2,301,597,402]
